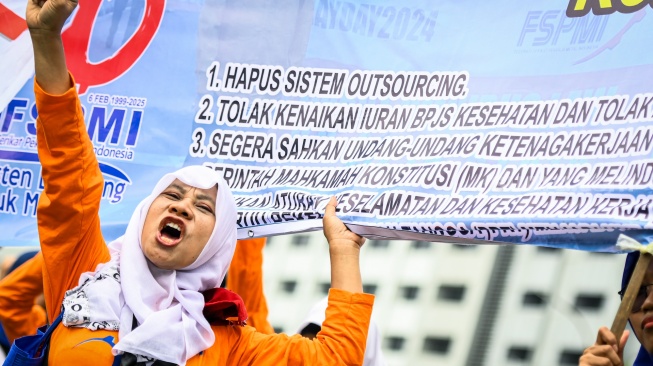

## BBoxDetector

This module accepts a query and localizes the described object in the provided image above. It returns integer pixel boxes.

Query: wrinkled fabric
[227,235,386,364]
[226,238,274,334]
[202,288,248,326]
[61,165,237,364]
[0,253,47,344]
[36,75,374,366]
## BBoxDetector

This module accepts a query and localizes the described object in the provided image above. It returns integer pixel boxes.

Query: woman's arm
[224,288,374,365]
[28,0,110,321]
[221,198,373,365]
[0,252,47,342]
[27,0,76,94]
[226,196,367,336]
[323,196,365,294]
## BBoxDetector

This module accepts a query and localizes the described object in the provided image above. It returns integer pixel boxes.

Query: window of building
[559,349,583,365]
[537,246,561,253]
[281,280,297,294]
[363,284,378,295]
[384,336,406,351]
[452,244,476,250]
[423,336,451,355]
[400,286,420,300]
[522,291,547,307]
[369,240,390,249]
[318,282,330,295]
[411,241,432,249]
[589,251,612,256]
[437,285,466,302]
[292,235,310,246]
[507,346,532,362]
[574,294,604,311]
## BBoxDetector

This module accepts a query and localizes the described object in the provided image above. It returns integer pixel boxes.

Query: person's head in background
[621,251,653,364]
[299,323,321,340]
[297,297,386,366]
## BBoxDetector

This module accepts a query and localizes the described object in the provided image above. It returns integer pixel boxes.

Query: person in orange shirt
[226,238,275,335]
[0,238,263,349]
[27,0,374,364]
[0,237,268,359]
[0,252,46,350]
[227,239,385,365]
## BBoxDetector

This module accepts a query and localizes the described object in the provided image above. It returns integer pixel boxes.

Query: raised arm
[225,288,373,365]
[323,196,365,294]
[27,0,76,93]
[28,0,110,321]
[220,198,373,365]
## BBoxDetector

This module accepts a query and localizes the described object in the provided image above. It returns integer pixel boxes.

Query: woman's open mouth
[157,218,185,247]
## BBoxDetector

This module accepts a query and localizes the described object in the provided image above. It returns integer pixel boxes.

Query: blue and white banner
[1,0,653,250]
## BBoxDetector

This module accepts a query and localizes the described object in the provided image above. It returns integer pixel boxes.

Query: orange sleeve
[0,252,47,342]
[34,76,111,322]
[227,238,274,334]
[225,289,374,365]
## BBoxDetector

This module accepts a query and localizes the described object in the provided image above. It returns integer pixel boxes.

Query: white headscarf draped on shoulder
[61,166,237,365]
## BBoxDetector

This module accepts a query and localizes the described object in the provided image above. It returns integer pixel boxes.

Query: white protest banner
[1,0,652,250]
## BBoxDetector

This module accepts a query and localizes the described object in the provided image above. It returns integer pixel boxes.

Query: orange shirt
[35,77,373,365]
[0,252,47,343]
[227,238,274,334]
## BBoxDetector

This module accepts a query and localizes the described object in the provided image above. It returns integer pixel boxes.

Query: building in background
[262,231,635,366]
[0,235,634,365]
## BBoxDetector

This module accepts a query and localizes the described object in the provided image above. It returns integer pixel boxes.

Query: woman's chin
[143,249,177,271]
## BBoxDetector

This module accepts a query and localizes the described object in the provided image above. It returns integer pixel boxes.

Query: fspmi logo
[0,96,144,161]
[87,102,143,161]
[567,0,652,17]
[517,10,608,47]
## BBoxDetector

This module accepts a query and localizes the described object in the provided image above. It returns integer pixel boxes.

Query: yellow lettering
[574,0,613,10]
[569,0,651,16]
[622,0,645,6]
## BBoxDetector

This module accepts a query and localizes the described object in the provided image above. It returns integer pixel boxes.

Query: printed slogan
[187,62,653,244]
[2,0,652,248]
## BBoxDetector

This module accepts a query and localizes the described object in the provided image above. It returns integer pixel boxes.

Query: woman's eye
[164,192,180,199]
[197,204,214,214]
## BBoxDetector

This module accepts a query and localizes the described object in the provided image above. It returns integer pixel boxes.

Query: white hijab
[62,166,237,365]
[296,297,386,366]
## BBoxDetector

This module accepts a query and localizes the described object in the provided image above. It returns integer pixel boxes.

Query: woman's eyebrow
[169,183,187,193]
[196,193,216,206]
[168,183,214,205]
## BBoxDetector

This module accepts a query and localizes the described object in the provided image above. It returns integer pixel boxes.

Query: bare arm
[26,0,77,94]
[323,196,365,294]
[27,0,110,320]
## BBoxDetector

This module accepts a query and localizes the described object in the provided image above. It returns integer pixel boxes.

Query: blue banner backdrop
[1,0,653,250]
